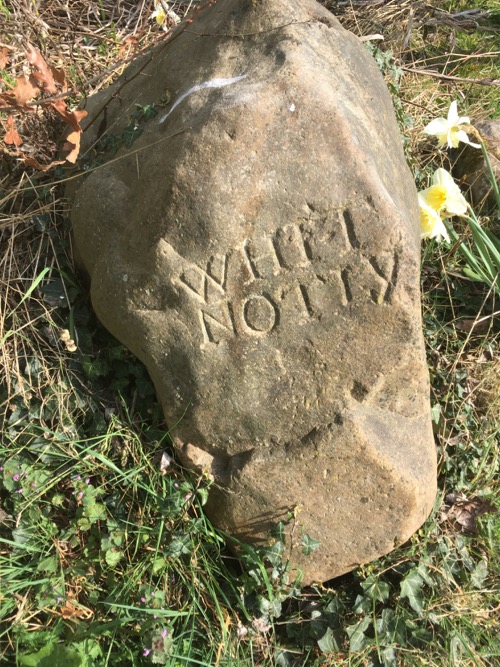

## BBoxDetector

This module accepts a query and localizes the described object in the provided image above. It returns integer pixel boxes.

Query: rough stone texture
[70,0,437,583]
[452,119,500,210]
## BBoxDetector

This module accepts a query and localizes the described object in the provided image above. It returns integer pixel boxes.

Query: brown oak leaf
[52,100,87,131]
[0,47,11,69]
[63,130,82,164]
[446,495,496,534]
[0,94,14,109]
[3,115,22,147]
[26,42,57,94]
[51,66,67,92]
[51,103,87,163]
[12,75,39,108]
[22,154,65,171]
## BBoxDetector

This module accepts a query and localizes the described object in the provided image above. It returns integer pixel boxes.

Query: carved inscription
[160,208,401,345]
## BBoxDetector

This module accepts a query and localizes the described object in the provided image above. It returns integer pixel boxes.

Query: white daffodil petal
[456,129,480,148]
[447,100,459,123]
[432,168,455,188]
[424,118,448,135]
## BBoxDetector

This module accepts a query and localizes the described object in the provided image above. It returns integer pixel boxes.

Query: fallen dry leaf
[52,104,87,163]
[0,45,87,168]
[456,319,490,334]
[11,75,39,108]
[0,47,11,69]
[446,495,496,534]
[58,599,93,621]
[62,129,82,164]
[52,100,88,131]
[26,42,57,94]
[51,66,67,92]
[3,115,22,147]
[22,154,65,171]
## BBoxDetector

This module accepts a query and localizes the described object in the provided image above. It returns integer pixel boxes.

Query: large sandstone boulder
[70,0,437,583]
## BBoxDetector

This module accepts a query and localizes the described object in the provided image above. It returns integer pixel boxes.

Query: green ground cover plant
[1,1,498,665]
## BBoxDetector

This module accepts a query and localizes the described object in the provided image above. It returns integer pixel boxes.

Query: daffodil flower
[418,194,450,243]
[151,2,166,26]
[151,1,180,28]
[424,101,480,149]
[419,168,468,218]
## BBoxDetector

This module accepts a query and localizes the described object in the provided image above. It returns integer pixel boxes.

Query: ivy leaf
[270,521,286,541]
[346,616,371,652]
[470,560,488,589]
[197,487,209,506]
[361,574,390,602]
[380,646,398,667]
[258,596,282,619]
[400,568,424,614]
[261,539,285,567]
[317,627,342,653]
[353,594,371,614]
[166,532,191,557]
[301,533,321,556]
[417,562,434,587]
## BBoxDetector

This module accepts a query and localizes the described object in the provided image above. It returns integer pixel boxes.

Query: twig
[402,66,500,87]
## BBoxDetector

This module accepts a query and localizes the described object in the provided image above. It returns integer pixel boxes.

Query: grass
[1,1,499,665]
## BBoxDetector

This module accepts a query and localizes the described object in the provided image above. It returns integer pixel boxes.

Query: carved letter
[199,302,236,344]
[241,294,279,335]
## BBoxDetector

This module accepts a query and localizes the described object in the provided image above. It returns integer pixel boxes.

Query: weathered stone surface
[70,0,437,583]
[452,119,500,209]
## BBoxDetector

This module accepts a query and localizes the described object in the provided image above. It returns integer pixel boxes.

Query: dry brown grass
[0,1,186,411]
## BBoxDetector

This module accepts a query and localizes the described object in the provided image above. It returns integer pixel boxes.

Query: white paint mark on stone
[289,103,296,112]
[159,74,248,124]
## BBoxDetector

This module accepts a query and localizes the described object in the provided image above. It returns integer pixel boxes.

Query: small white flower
[418,194,450,243]
[160,451,173,474]
[420,168,468,218]
[424,101,480,149]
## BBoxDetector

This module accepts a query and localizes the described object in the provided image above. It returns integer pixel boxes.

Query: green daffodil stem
[443,218,500,295]
[479,139,500,211]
